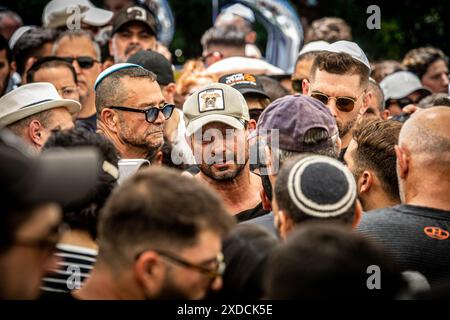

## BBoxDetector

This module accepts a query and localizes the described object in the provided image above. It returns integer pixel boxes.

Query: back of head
[43,128,119,239]
[417,93,450,109]
[305,17,352,43]
[257,94,340,168]
[371,60,406,83]
[97,167,234,268]
[201,25,246,53]
[399,107,450,174]
[351,119,402,202]
[127,49,174,86]
[266,222,405,299]
[275,154,357,226]
[210,224,278,299]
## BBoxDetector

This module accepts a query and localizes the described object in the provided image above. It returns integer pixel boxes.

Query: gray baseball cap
[325,40,371,71]
[183,83,250,136]
[380,71,432,101]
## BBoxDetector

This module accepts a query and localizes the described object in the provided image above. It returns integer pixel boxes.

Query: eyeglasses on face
[109,103,175,123]
[136,249,225,281]
[61,56,100,69]
[310,91,363,112]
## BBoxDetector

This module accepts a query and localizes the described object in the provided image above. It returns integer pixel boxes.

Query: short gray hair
[52,29,101,61]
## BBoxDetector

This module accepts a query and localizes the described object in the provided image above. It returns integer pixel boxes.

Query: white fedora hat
[0,82,81,127]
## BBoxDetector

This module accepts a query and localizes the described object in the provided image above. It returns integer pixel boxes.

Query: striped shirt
[41,244,97,293]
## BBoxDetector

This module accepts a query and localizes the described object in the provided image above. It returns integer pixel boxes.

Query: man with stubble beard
[95,63,175,161]
[183,83,266,222]
[302,41,371,160]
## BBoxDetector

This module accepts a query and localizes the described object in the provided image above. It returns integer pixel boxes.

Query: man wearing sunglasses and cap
[95,63,174,161]
[302,41,371,159]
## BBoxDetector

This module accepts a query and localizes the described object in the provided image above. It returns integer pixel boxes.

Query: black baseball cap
[0,129,100,211]
[112,5,157,36]
[127,49,174,86]
[219,73,270,100]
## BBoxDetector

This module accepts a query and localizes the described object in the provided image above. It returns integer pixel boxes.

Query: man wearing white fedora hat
[0,82,80,151]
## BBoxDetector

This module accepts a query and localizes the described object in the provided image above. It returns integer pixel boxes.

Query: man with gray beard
[95,63,174,161]
[183,83,266,222]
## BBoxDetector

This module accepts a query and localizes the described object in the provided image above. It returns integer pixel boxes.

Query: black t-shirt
[76,114,97,132]
[235,203,269,222]
[357,204,450,287]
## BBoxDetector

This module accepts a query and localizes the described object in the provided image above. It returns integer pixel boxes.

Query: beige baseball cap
[183,83,250,136]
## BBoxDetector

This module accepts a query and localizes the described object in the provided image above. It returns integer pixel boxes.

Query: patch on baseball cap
[198,88,225,113]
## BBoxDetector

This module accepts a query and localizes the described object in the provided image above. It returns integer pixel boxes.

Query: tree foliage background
[5,0,450,63]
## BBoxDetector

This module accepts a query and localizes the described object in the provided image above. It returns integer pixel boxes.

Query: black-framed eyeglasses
[136,249,225,281]
[310,90,363,112]
[61,56,100,69]
[109,104,175,123]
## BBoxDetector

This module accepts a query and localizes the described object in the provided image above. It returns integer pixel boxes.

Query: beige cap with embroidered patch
[182,83,250,136]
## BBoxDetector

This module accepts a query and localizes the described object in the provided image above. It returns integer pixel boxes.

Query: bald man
[357,107,450,287]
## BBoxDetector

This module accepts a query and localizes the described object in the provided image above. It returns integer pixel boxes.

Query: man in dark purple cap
[244,94,340,233]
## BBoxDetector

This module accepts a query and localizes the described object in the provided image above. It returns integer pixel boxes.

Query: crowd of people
[0,0,450,300]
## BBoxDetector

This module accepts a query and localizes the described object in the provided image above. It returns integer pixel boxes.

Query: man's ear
[358,171,373,195]
[108,38,114,57]
[101,108,119,133]
[27,120,45,148]
[134,251,165,298]
[162,83,177,103]
[352,199,363,228]
[395,145,409,180]
[302,79,310,95]
[279,210,294,241]
[152,150,163,166]
[260,188,272,211]
[381,109,390,120]
[359,91,370,115]
[23,57,37,81]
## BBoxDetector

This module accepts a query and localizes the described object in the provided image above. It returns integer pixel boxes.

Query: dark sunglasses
[61,56,99,69]
[387,97,421,109]
[310,91,360,112]
[291,78,304,93]
[136,249,225,281]
[109,104,175,123]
